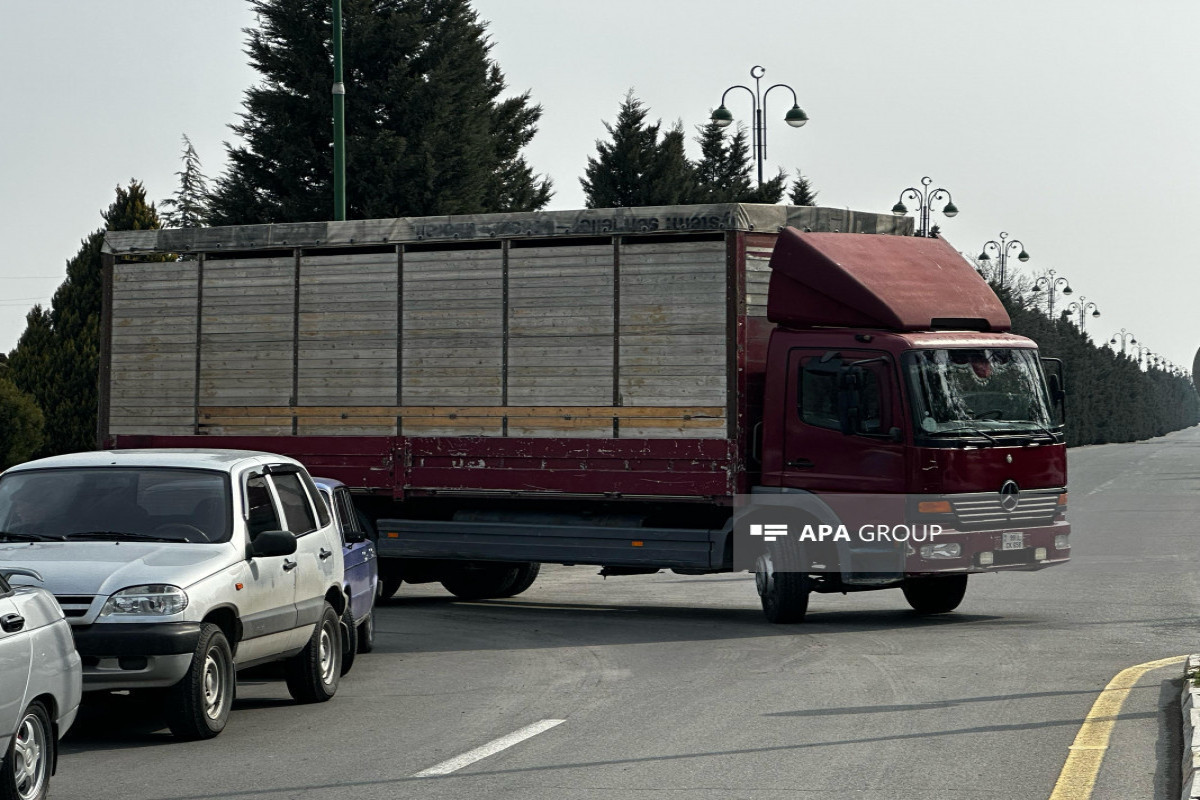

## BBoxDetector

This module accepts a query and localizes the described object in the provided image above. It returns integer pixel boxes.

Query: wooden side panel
[297,251,398,435]
[745,240,775,318]
[109,261,199,435]
[199,256,294,434]
[618,240,727,437]
[401,247,503,435]
[507,244,614,437]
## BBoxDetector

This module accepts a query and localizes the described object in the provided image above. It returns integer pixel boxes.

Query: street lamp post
[331,0,346,221]
[892,177,959,238]
[1109,329,1137,356]
[711,65,808,188]
[1062,296,1100,331]
[977,232,1030,286]
[1030,270,1073,319]
[1134,346,1154,370]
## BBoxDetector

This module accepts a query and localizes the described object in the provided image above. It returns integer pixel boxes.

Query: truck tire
[493,563,540,598]
[339,604,358,676]
[166,623,235,740]
[755,551,810,624]
[902,575,968,614]
[285,603,341,703]
[440,564,523,600]
[378,572,403,602]
[0,699,53,800]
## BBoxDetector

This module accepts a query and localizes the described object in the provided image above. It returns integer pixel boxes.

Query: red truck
[100,203,1069,623]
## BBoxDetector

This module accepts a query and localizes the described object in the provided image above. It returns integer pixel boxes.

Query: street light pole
[1062,296,1100,332]
[892,177,959,238]
[1109,328,1137,356]
[331,0,346,221]
[711,66,808,188]
[1030,270,1073,319]
[977,232,1030,286]
[1134,346,1154,370]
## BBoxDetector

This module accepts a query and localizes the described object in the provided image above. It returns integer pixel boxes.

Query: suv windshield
[903,348,1053,436]
[0,467,232,543]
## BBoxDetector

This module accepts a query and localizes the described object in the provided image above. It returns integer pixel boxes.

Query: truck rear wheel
[902,575,968,614]
[493,563,540,598]
[755,552,810,624]
[441,563,536,600]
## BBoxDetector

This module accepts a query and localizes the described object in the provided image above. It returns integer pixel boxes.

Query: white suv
[0,449,346,740]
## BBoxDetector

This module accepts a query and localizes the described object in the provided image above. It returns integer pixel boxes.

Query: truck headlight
[920,543,962,559]
[100,585,188,616]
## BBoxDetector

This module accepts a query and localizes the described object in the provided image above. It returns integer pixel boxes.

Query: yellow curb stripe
[1048,655,1186,800]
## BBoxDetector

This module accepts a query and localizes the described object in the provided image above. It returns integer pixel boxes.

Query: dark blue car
[314,478,378,674]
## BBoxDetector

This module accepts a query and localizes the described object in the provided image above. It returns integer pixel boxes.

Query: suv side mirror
[248,529,297,559]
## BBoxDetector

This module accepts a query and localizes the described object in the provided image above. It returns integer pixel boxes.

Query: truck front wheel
[902,575,968,614]
[755,552,810,624]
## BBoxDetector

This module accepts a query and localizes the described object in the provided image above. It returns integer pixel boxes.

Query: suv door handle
[318,548,334,560]
[787,458,815,469]
[282,558,298,572]
[1,614,24,633]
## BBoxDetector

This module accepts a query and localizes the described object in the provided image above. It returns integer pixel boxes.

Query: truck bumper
[904,521,1070,576]
[72,622,201,691]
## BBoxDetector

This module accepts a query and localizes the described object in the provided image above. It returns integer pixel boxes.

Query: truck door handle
[1,614,24,633]
[787,458,815,469]
[319,548,333,560]
[282,558,298,572]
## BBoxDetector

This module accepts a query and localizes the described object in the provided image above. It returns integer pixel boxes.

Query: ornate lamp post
[1062,296,1100,331]
[1134,346,1154,370]
[1030,270,1073,319]
[892,177,959,238]
[711,66,808,188]
[1109,329,1138,356]
[977,232,1030,286]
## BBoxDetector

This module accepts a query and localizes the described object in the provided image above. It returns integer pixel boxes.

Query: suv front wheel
[285,602,341,703]
[167,623,234,740]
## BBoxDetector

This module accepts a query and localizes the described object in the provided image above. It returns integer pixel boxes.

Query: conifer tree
[208,0,551,224]
[788,169,819,206]
[582,93,696,208]
[161,134,211,228]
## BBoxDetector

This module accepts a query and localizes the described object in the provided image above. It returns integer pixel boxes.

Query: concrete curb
[1182,655,1200,800]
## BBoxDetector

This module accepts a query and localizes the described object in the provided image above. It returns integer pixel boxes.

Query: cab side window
[246,475,282,541]
[799,358,889,435]
[271,473,317,535]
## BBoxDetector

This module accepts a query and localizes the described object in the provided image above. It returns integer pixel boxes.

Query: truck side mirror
[837,367,863,435]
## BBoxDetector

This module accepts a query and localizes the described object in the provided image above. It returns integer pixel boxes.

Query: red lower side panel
[108,435,737,500]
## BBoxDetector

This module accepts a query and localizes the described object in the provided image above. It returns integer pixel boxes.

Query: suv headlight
[100,585,188,616]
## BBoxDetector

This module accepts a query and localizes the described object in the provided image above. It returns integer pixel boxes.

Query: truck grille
[54,595,95,619]
[950,490,1061,529]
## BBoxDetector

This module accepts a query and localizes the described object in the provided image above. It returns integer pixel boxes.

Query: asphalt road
[55,427,1200,800]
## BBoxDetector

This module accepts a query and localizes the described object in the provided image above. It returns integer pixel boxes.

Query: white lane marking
[412,719,565,777]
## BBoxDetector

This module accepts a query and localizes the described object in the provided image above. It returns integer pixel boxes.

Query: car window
[271,473,317,535]
[298,472,332,527]
[246,474,282,541]
[335,489,360,534]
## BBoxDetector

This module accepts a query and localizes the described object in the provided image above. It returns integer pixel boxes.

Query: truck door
[783,348,905,492]
[783,348,908,579]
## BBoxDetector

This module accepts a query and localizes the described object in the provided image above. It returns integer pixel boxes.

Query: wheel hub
[13,712,47,800]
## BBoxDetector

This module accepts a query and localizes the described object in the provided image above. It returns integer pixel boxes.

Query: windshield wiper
[928,426,1000,446]
[0,531,63,542]
[63,531,177,543]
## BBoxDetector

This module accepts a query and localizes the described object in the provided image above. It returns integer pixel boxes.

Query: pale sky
[2,1,1197,370]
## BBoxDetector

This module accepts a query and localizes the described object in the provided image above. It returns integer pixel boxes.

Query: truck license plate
[1002,532,1024,551]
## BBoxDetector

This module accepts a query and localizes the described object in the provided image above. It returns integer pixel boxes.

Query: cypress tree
[693,121,755,203]
[208,0,551,224]
[582,93,696,208]
[788,169,819,206]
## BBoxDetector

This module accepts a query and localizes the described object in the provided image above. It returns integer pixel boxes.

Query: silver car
[0,449,346,741]
[0,566,81,800]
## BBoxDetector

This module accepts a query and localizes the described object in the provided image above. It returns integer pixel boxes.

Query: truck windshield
[0,467,231,543]
[903,348,1053,436]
